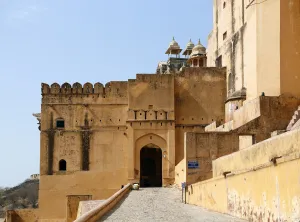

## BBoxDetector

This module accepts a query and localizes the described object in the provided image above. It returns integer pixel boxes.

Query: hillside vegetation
[0,180,39,218]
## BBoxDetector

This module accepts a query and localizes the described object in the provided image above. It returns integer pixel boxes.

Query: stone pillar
[162,129,175,185]
[127,125,135,182]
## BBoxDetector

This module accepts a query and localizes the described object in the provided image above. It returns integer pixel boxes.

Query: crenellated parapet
[127,109,175,121]
[41,81,128,97]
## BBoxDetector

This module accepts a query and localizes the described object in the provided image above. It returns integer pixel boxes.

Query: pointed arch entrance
[135,133,167,187]
[140,144,162,187]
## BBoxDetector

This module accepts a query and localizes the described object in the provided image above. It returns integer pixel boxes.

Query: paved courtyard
[99,187,245,222]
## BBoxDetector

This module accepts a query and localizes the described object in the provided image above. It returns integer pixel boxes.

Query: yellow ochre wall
[37,68,226,220]
[186,128,300,222]
[280,0,300,97]
[207,0,300,104]
[184,132,239,185]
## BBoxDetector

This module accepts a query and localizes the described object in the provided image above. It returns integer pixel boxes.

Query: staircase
[286,105,300,131]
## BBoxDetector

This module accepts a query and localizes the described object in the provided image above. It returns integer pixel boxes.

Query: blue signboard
[188,161,199,169]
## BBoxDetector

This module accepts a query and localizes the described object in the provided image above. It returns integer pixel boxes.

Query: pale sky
[0,0,213,187]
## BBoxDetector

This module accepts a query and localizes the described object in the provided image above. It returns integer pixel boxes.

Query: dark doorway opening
[140,146,162,187]
[59,159,67,171]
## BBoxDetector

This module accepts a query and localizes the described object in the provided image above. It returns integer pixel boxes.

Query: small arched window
[59,159,67,171]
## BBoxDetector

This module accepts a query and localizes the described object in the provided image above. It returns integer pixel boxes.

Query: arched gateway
[140,144,162,187]
[135,133,167,187]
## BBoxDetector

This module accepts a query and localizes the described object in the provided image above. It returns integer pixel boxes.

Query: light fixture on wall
[163,151,167,158]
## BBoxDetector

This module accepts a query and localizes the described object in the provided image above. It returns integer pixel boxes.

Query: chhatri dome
[165,37,182,56]
[187,39,207,67]
[168,37,180,49]
[186,39,195,50]
[183,39,195,56]
[190,39,206,57]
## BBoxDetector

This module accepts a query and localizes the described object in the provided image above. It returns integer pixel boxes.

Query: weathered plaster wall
[239,135,253,150]
[225,99,245,122]
[256,0,281,98]
[40,83,129,220]
[280,0,300,97]
[66,195,92,222]
[207,0,245,98]
[38,67,227,220]
[125,69,226,186]
[187,159,300,222]
[126,74,176,185]
[6,209,39,222]
[128,74,174,111]
[40,82,128,176]
[173,67,227,185]
[90,131,127,171]
[207,0,300,103]
[184,132,239,185]
[233,96,300,142]
[174,68,226,126]
[186,129,300,221]
[207,96,300,144]
[175,126,205,185]
[38,170,127,220]
[231,97,261,129]
[206,96,261,132]
[243,1,257,100]
[40,110,128,173]
[213,127,300,177]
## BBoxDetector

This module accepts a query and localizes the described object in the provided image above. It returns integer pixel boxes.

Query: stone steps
[291,119,300,130]
[287,105,300,131]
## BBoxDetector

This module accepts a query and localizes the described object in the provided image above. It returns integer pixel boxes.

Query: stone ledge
[74,183,131,222]
[213,127,300,177]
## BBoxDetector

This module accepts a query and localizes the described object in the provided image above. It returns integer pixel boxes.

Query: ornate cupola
[187,39,207,67]
[165,37,182,58]
[182,39,195,58]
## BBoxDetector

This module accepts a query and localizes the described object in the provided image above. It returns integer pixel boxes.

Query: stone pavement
[99,187,245,222]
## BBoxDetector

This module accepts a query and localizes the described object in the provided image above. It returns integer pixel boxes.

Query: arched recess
[135,133,167,151]
[135,134,167,187]
[59,159,67,171]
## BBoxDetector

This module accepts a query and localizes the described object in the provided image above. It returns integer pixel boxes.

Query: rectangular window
[56,120,65,128]
[216,55,223,68]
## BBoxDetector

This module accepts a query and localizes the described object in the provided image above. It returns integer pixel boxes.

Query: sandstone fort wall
[186,128,300,221]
